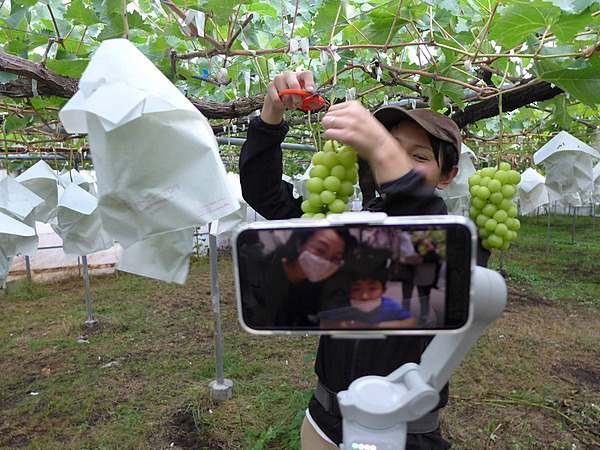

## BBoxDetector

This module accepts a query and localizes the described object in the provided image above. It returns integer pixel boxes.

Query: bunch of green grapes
[468,162,521,251]
[301,140,359,218]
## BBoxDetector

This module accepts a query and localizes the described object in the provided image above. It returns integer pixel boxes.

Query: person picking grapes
[239,70,490,450]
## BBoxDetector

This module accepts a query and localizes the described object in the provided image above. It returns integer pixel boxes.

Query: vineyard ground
[0,215,598,449]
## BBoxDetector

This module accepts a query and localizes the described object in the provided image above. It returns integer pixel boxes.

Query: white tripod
[338,266,507,450]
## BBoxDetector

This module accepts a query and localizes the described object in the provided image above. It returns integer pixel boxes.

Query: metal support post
[571,206,577,243]
[208,231,233,401]
[81,255,97,325]
[546,206,551,253]
[25,256,32,281]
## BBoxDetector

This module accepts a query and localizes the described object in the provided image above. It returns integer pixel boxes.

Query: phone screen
[233,218,475,335]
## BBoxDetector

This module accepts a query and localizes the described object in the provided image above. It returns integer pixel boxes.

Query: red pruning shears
[278,87,330,110]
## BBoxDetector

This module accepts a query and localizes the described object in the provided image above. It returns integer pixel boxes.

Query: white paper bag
[593,162,600,204]
[210,172,248,239]
[0,210,37,257]
[533,131,600,207]
[59,169,97,195]
[437,143,476,214]
[15,160,61,223]
[117,227,194,284]
[52,183,114,259]
[0,252,13,286]
[0,175,44,220]
[541,153,596,206]
[58,39,239,249]
[518,168,549,215]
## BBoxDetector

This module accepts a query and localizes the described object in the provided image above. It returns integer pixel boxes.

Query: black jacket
[239,116,490,444]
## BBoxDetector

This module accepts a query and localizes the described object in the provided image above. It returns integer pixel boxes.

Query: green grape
[469,163,521,250]
[338,147,358,168]
[330,165,346,180]
[489,192,504,204]
[301,200,320,213]
[494,222,508,238]
[320,190,336,204]
[484,218,497,232]
[481,167,497,178]
[481,238,491,250]
[469,206,481,219]
[345,168,358,184]
[329,199,347,213]
[507,170,521,185]
[471,196,487,210]
[301,213,314,219]
[339,180,355,197]
[310,165,329,179]
[487,233,503,249]
[476,214,489,228]
[476,186,491,200]
[498,198,513,211]
[493,209,508,223]
[478,228,491,238]
[313,213,326,219]
[312,151,325,166]
[322,152,340,169]
[324,140,339,152]
[336,194,349,204]
[307,192,324,208]
[468,174,481,186]
[481,203,497,217]
[501,184,516,199]
[323,176,341,192]
[306,177,324,193]
[487,179,502,193]
[493,170,508,185]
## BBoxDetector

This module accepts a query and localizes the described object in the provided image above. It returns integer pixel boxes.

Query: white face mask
[297,250,340,282]
[350,298,383,313]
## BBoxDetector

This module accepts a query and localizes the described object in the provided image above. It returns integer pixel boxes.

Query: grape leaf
[552,8,599,43]
[489,0,561,50]
[64,0,100,27]
[533,54,600,107]
[247,3,279,19]
[544,0,597,15]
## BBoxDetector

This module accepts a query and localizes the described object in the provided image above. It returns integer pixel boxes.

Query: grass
[1,215,599,449]
[488,213,600,307]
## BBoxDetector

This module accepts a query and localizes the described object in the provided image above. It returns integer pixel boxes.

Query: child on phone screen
[320,268,417,329]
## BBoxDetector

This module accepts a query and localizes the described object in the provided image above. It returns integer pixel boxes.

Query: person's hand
[322,101,412,183]
[261,70,315,125]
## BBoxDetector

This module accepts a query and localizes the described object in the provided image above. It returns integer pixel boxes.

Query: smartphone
[232,214,476,336]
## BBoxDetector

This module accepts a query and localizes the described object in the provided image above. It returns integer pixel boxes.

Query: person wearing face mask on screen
[237,228,356,328]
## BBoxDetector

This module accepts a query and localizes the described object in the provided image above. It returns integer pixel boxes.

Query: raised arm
[239,71,315,219]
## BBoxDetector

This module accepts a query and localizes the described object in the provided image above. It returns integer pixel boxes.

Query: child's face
[389,120,456,189]
[349,279,386,302]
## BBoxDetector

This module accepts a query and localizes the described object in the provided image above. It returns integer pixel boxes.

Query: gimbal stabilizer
[338,266,507,450]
